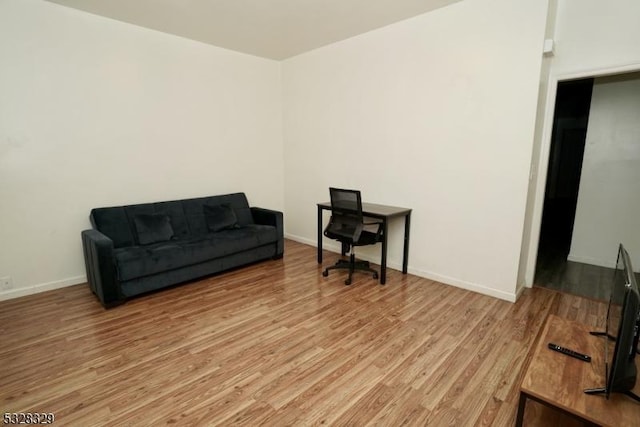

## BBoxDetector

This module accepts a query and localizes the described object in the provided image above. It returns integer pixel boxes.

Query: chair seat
[353,230,381,246]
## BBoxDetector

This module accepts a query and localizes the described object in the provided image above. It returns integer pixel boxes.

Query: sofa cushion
[183,193,253,237]
[133,214,174,245]
[114,242,185,282]
[91,207,135,248]
[203,204,239,232]
[125,201,190,244]
[114,224,278,281]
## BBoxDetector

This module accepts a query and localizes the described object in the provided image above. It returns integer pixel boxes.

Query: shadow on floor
[534,196,617,301]
[535,257,614,302]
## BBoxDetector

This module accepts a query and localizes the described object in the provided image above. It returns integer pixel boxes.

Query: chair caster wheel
[345,279,351,286]
[373,272,379,279]
[322,270,328,277]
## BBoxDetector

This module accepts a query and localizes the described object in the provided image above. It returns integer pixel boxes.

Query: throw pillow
[203,204,239,232]
[133,213,174,245]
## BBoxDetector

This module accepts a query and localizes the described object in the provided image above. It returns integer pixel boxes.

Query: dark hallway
[533,78,615,300]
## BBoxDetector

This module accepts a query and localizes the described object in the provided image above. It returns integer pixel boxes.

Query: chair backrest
[325,188,364,243]
[329,187,363,219]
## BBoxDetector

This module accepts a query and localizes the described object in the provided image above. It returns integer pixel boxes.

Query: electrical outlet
[0,276,12,290]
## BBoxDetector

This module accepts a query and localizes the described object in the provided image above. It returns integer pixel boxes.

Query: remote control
[548,343,591,362]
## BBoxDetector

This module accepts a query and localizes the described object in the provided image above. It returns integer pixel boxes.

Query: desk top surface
[521,314,640,426]
[318,201,411,218]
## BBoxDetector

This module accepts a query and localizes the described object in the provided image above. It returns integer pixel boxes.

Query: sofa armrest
[81,229,122,308]
[251,207,284,257]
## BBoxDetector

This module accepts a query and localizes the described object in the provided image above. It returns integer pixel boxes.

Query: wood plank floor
[535,251,615,301]
[0,240,609,426]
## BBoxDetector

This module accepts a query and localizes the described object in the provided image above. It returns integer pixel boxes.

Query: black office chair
[321,188,382,285]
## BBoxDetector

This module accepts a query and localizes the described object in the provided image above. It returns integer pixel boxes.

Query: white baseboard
[0,275,86,301]
[286,233,391,267]
[1,236,519,304]
[566,253,616,269]
[408,267,517,302]
[285,233,317,247]
[285,233,517,302]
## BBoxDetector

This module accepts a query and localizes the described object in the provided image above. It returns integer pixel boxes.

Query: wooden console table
[516,314,640,426]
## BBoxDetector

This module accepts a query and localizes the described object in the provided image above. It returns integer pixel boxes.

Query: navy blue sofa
[81,193,283,308]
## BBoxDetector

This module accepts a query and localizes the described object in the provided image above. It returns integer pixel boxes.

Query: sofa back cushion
[91,193,253,247]
[91,207,135,248]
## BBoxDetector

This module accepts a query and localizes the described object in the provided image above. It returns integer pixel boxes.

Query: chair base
[322,253,379,285]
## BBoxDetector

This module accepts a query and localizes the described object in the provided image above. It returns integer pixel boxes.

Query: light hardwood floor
[1,240,608,426]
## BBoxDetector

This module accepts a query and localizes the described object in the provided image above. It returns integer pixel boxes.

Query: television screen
[586,244,639,401]
[605,246,632,394]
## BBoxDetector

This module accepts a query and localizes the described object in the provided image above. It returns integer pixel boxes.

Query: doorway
[534,71,640,300]
[534,78,595,296]
[525,63,640,300]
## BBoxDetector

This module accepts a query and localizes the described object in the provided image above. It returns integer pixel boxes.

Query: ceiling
[46,0,462,60]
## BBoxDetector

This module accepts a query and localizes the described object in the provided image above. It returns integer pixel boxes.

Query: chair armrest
[251,207,284,257]
[363,221,383,240]
[81,229,122,308]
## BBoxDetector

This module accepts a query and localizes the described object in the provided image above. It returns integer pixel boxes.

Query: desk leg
[515,392,527,427]
[380,219,388,285]
[402,211,411,274]
[317,206,323,264]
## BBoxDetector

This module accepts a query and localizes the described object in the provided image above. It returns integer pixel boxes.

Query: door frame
[523,61,640,286]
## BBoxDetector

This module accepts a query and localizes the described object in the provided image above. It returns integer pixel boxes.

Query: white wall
[551,0,640,76]
[523,0,640,284]
[517,0,558,290]
[9,0,636,302]
[568,73,640,270]
[0,0,283,299]
[282,0,549,301]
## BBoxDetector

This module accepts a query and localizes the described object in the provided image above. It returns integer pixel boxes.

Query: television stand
[583,387,640,403]
[589,330,616,341]
[516,315,640,426]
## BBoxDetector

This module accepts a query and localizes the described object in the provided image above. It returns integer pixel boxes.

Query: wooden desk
[317,202,411,284]
[516,314,640,426]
